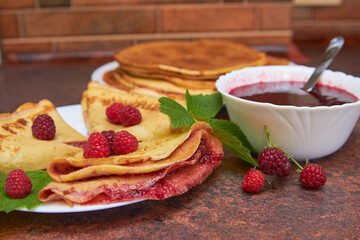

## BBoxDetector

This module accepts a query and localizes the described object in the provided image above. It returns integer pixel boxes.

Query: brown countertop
[0,42,359,239]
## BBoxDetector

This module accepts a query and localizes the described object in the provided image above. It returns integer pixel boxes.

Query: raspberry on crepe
[0,100,87,173]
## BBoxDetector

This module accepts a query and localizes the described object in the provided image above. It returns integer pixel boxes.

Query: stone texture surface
[0,42,360,239]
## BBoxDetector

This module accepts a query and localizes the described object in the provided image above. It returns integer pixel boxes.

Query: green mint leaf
[211,127,258,167]
[0,170,53,213]
[207,118,258,154]
[185,90,223,120]
[159,92,258,167]
[159,97,195,128]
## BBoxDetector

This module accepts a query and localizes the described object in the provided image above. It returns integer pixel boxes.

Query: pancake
[119,64,219,81]
[119,68,216,90]
[106,40,289,99]
[39,122,224,206]
[0,99,87,173]
[114,39,267,78]
[102,70,217,101]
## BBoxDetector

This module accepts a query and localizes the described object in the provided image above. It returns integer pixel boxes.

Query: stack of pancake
[102,39,289,101]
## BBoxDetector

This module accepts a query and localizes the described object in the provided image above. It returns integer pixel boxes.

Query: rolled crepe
[81,81,178,140]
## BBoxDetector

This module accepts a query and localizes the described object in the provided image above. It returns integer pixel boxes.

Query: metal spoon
[302,36,345,92]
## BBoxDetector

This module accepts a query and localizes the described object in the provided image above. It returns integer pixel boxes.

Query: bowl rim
[215,65,360,110]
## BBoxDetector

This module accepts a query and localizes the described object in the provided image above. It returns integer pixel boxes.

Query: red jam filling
[65,141,87,149]
[52,162,81,175]
[82,140,221,205]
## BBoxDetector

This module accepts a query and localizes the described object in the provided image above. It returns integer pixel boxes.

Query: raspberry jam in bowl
[215,65,360,160]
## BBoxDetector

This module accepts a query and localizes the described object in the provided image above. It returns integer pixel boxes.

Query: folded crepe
[82,81,185,140]
[39,122,224,206]
[0,99,87,173]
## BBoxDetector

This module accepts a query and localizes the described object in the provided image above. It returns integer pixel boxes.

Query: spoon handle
[302,36,345,92]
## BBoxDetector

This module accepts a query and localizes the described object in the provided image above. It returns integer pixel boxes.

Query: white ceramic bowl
[216,65,360,160]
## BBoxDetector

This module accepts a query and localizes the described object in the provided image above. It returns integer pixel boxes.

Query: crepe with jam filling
[39,83,224,206]
[0,100,87,173]
[39,122,223,206]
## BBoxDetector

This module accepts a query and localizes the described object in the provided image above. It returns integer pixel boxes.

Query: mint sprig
[185,90,223,120]
[206,118,258,154]
[211,127,258,167]
[159,91,258,167]
[159,97,195,128]
[0,170,53,213]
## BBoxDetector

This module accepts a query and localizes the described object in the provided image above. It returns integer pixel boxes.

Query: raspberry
[32,114,56,140]
[83,132,110,158]
[118,105,142,127]
[300,163,327,188]
[257,147,291,177]
[112,131,138,155]
[4,169,32,199]
[241,169,265,193]
[106,103,124,124]
[101,130,116,155]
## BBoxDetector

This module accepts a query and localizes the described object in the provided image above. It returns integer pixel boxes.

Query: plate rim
[91,61,118,85]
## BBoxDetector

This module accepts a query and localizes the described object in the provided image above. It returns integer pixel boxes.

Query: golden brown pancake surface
[114,39,267,78]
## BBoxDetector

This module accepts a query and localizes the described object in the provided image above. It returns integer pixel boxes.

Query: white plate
[18,104,143,213]
[91,61,118,85]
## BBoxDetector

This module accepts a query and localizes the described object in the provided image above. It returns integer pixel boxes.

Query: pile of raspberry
[241,128,327,193]
[106,103,142,127]
[83,130,139,158]
[84,102,142,158]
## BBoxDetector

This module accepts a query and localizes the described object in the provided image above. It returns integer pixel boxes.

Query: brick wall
[0,0,293,63]
[293,0,360,43]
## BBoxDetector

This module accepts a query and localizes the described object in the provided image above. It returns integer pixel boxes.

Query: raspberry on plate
[300,163,327,188]
[31,114,56,140]
[118,105,142,127]
[83,132,110,158]
[106,103,124,124]
[242,168,265,193]
[101,130,116,155]
[4,169,32,199]
[112,130,138,155]
[257,147,291,177]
